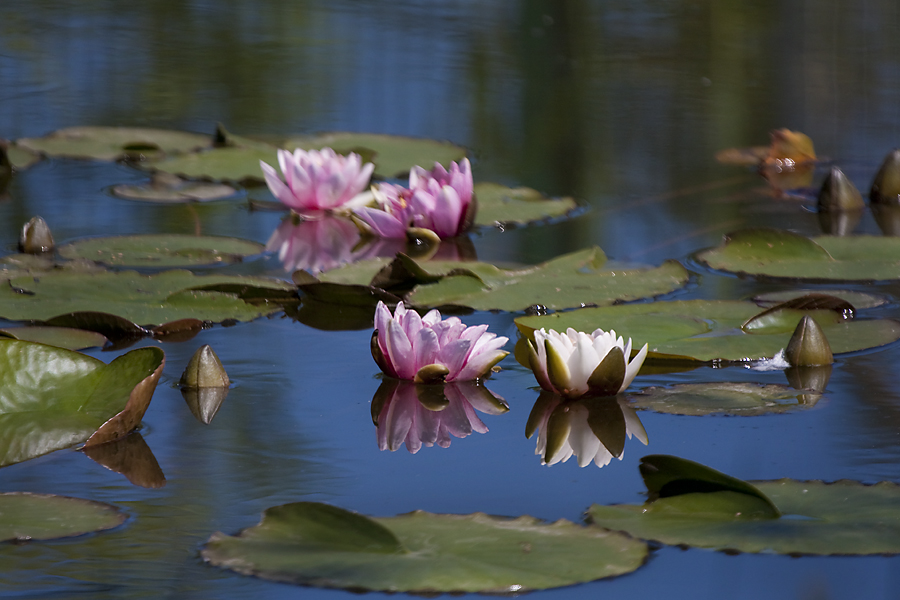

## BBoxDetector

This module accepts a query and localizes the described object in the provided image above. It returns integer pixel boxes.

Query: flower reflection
[266,214,367,274]
[372,379,508,453]
[526,392,648,468]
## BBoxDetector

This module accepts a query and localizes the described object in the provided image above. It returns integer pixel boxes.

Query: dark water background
[2,1,900,598]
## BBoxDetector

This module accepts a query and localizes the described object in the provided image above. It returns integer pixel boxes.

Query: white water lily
[527,327,648,399]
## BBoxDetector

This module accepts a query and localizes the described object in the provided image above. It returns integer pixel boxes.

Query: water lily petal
[385,320,415,380]
[544,337,573,396]
[354,206,408,238]
[620,342,649,392]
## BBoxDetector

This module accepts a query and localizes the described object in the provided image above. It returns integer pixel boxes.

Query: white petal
[619,342,649,392]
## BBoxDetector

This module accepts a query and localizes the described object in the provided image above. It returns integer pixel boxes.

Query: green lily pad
[0,340,164,466]
[15,126,210,161]
[473,183,578,227]
[202,502,647,593]
[314,249,689,312]
[696,229,900,280]
[111,174,238,203]
[58,235,264,268]
[0,267,297,326]
[284,132,467,179]
[752,289,887,310]
[0,326,108,350]
[515,300,900,362]
[628,383,822,416]
[0,493,126,541]
[145,145,278,184]
[588,455,900,555]
[4,143,41,171]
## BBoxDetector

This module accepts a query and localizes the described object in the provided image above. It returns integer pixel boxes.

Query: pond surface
[2,1,900,598]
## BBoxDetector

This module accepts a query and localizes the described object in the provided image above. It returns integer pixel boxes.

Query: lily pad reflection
[628,382,823,417]
[371,379,508,453]
[526,392,647,468]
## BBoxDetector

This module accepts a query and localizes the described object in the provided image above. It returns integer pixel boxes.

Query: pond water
[2,1,900,598]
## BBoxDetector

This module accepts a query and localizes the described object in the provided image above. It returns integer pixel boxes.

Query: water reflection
[526,392,647,468]
[81,432,165,489]
[181,387,229,425]
[371,379,507,453]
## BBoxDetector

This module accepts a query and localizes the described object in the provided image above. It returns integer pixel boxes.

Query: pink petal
[386,320,415,379]
[353,207,408,238]
[439,339,472,381]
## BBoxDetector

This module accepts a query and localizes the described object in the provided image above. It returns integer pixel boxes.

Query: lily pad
[515,300,900,362]
[4,142,41,171]
[752,289,887,310]
[473,183,578,227]
[111,173,238,203]
[588,455,900,555]
[0,340,164,466]
[58,235,264,267]
[0,267,297,326]
[0,493,126,541]
[313,249,689,312]
[628,382,822,416]
[696,229,900,280]
[15,126,210,161]
[202,502,647,593]
[0,326,108,350]
[145,145,278,184]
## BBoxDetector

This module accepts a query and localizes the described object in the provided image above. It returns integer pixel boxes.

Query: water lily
[372,300,508,383]
[372,379,507,453]
[527,393,648,468]
[527,327,648,399]
[353,158,475,239]
[260,147,374,216]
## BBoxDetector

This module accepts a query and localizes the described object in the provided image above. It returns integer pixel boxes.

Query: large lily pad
[588,455,900,555]
[0,266,297,326]
[58,235,264,267]
[628,382,821,416]
[473,182,578,227]
[515,300,900,362]
[202,502,647,593]
[696,229,900,280]
[111,174,238,203]
[0,340,164,466]
[146,129,467,183]
[311,248,689,312]
[0,326,108,350]
[15,126,210,161]
[0,493,126,541]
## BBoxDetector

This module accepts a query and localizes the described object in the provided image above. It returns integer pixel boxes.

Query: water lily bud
[817,166,864,212]
[19,216,54,254]
[870,149,900,206]
[414,363,450,384]
[785,316,833,366]
[180,345,230,388]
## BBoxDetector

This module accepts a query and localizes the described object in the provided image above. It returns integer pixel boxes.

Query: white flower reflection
[371,379,508,454]
[526,392,648,468]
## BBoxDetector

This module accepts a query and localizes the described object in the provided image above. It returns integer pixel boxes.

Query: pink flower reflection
[526,392,648,468]
[266,215,369,275]
[372,379,508,453]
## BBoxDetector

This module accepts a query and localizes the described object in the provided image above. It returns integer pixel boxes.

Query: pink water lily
[527,327,648,399]
[372,301,508,383]
[354,158,475,239]
[260,147,374,216]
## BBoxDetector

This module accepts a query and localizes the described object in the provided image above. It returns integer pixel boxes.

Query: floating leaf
[111,173,238,203]
[3,141,41,171]
[81,432,166,489]
[0,326,107,350]
[15,126,210,161]
[0,493,126,541]
[515,300,900,362]
[313,249,688,312]
[741,293,854,333]
[0,268,297,326]
[0,341,164,466]
[144,145,278,184]
[628,383,821,416]
[588,456,900,555]
[764,129,816,166]
[202,502,647,593]
[715,146,769,166]
[696,229,900,281]
[752,289,886,310]
[472,183,577,227]
[58,235,264,267]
